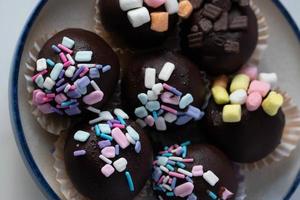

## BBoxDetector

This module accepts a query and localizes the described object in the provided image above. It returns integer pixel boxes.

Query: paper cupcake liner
[24,32,72,135]
[94,0,269,67]
[53,134,246,200]
[240,89,300,171]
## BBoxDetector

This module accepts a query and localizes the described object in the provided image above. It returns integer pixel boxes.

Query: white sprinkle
[169,156,183,161]
[91,80,101,91]
[155,117,167,131]
[135,119,147,128]
[162,184,172,191]
[113,157,128,172]
[62,37,75,49]
[158,196,164,200]
[64,84,71,93]
[114,108,129,119]
[159,62,175,81]
[126,126,140,141]
[126,133,136,145]
[165,0,179,14]
[75,51,93,62]
[203,170,219,186]
[119,0,143,11]
[157,156,169,166]
[89,117,102,125]
[258,73,278,88]
[66,54,75,65]
[147,90,158,101]
[178,168,193,177]
[100,111,114,121]
[152,83,164,95]
[164,112,177,123]
[86,106,101,114]
[144,68,156,89]
[163,176,170,184]
[43,77,55,90]
[65,66,76,78]
[50,63,63,81]
[99,155,112,164]
[127,7,151,28]
[160,165,169,173]
[36,58,47,72]
[229,89,247,105]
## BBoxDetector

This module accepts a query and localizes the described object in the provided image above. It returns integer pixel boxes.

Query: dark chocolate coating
[37,29,120,116]
[64,121,153,200]
[180,1,258,75]
[98,0,178,48]
[203,99,285,163]
[155,144,238,200]
[121,51,210,144]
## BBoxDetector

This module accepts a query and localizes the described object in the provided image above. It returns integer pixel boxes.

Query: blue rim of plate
[8,0,300,200]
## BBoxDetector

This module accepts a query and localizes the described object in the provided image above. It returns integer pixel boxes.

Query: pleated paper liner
[24,33,72,135]
[94,0,269,67]
[53,132,247,200]
[240,89,300,171]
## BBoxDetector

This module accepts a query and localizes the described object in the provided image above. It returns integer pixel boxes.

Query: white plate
[9,0,300,199]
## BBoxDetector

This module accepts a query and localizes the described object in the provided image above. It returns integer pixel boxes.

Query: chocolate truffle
[180,0,258,75]
[64,108,153,200]
[204,67,285,162]
[152,143,238,200]
[98,0,187,47]
[31,29,120,117]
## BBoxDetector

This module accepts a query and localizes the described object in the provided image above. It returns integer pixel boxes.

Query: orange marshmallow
[178,0,193,19]
[150,12,169,32]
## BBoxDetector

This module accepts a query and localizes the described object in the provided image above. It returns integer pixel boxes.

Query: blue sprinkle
[125,171,135,192]
[171,178,177,189]
[46,58,55,67]
[135,141,141,153]
[181,141,191,146]
[164,146,169,151]
[162,153,172,157]
[152,111,158,121]
[59,69,65,79]
[182,146,187,158]
[186,105,205,120]
[166,164,174,171]
[207,190,217,200]
[100,133,113,141]
[51,44,61,53]
[157,109,164,116]
[56,78,65,87]
[95,124,101,136]
[176,162,186,169]
[159,185,166,192]
[175,115,193,125]
[115,145,120,155]
[166,192,174,196]
[89,67,100,79]
[61,100,74,108]
[102,65,111,73]
[117,115,126,125]
[152,167,162,182]
[71,66,85,81]
[167,160,176,165]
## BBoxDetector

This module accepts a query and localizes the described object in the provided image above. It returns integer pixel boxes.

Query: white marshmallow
[127,7,151,28]
[229,89,247,104]
[119,0,143,11]
[152,83,164,95]
[65,66,76,78]
[66,54,75,65]
[147,90,158,101]
[145,68,156,89]
[258,73,278,88]
[177,168,193,177]
[36,58,47,72]
[164,112,177,123]
[159,62,175,81]
[62,37,75,49]
[165,0,179,14]
[113,157,128,172]
[203,170,219,186]
[155,117,167,131]
[75,51,93,62]
[43,77,55,90]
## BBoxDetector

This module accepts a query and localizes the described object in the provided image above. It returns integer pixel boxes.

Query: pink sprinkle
[101,164,115,177]
[112,124,125,129]
[158,175,165,184]
[161,105,178,115]
[58,44,73,54]
[246,92,262,111]
[174,182,194,197]
[111,128,130,149]
[32,90,46,105]
[144,115,155,127]
[59,52,67,63]
[79,67,89,77]
[176,147,183,155]
[161,92,180,105]
[221,187,234,200]
[82,90,104,105]
[46,93,55,98]
[144,0,166,8]
[163,83,172,91]
[168,178,173,184]
[63,61,72,68]
[182,158,194,163]
[32,69,48,81]
[55,93,67,104]
[168,146,175,152]
[169,172,185,179]
[248,80,271,97]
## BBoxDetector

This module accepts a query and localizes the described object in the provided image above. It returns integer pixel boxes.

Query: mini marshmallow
[229,89,247,105]
[164,112,177,123]
[230,74,250,92]
[119,0,143,11]
[222,104,242,123]
[262,91,284,116]
[155,116,167,131]
[165,0,179,14]
[152,83,164,95]
[159,62,175,81]
[248,80,271,97]
[113,157,128,172]
[213,75,228,88]
[144,0,166,8]
[43,77,55,90]
[147,90,158,100]
[212,86,229,105]
[127,7,151,28]
[62,37,75,49]
[246,92,262,111]
[203,170,219,186]
[138,93,148,105]
[75,51,93,62]
[151,12,169,32]
[145,68,156,89]
[258,73,278,88]
[65,66,76,78]
[239,64,258,80]
[178,0,193,19]
[36,58,47,72]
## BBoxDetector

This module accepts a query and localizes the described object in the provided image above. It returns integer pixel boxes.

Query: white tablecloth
[0,0,299,199]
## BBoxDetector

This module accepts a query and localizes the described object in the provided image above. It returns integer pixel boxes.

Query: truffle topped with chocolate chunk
[180,0,258,75]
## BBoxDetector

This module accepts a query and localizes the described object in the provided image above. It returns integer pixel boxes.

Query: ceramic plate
[9,0,300,199]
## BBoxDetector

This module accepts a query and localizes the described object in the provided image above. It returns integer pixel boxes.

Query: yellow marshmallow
[222,104,242,123]
[230,74,250,92]
[213,75,228,88]
[262,91,284,116]
[212,86,229,105]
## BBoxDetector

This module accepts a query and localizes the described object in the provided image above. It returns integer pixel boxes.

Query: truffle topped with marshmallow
[152,143,238,200]
[204,64,285,162]
[31,29,120,117]
[64,108,153,200]
[98,0,194,47]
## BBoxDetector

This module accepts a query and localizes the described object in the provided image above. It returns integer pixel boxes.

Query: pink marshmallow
[161,91,180,105]
[32,89,47,105]
[83,90,104,105]
[101,164,115,177]
[144,115,155,127]
[101,146,116,158]
[239,64,258,80]
[246,92,262,111]
[248,80,271,97]
[144,0,166,8]
[192,165,203,177]
[174,182,194,198]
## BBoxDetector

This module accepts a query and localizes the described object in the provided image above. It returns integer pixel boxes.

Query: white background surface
[0,0,299,199]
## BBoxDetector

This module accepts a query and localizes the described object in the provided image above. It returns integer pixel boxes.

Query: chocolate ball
[32,29,120,117]
[152,144,238,200]
[180,0,258,75]
[64,110,153,200]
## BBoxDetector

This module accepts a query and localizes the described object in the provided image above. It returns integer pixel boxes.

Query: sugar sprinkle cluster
[119,0,193,32]
[212,64,283,123]
[32,36,111,116]
[152,142,233,200]
[73,108,141,192]
[134,62,204,131]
